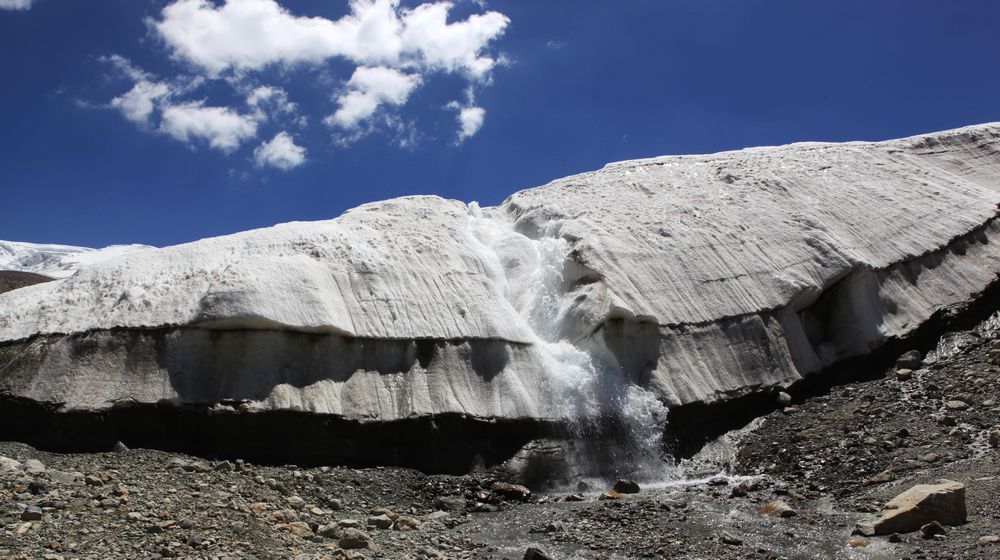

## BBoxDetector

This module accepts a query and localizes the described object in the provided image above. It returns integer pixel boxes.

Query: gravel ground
[3,317,1000,560]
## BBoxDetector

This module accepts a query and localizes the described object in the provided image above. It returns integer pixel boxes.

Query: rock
[283,521,314,537]
[523,548,553,560]
[849,537,869,548]
[979,535,1000,544]
[111,441,129,453]
[491,482,531,501]
[326,497,344,511]
[896,350,923,370]
[84,475,105,487]
[338,528,372,550]
[920,521,946,539]
[776,391,792,406]
[0,456,22,472]
[872,480,967,535]
[394,516,420,530]
[21,505,43,521]
[612,479,640,494]
[599,490,623,500]
[863,469,895,486]
[367,514,393,529]
[337,519,361,528]
[720,530,743,546]
[896,369,913,381]
[47,470,80,485]
[564,494,585,502]
[24,459,46,475]
[433,496,465,511]
[989,431,1000,448]
[944,400,970,411]
[920,452,941,463]
[317,522,342,539]
[759,500,797,518]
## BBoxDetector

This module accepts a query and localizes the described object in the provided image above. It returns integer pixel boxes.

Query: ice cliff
[3,124,1000,435]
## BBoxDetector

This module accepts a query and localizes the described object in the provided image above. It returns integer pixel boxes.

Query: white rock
[2,123,1000,423]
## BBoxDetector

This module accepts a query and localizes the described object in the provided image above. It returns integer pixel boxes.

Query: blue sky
[1,0,998,248]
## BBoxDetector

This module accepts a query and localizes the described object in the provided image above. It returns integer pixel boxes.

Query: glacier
[2,123,1000,472]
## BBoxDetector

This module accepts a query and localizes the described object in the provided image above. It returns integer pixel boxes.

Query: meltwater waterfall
[466,202,673,481]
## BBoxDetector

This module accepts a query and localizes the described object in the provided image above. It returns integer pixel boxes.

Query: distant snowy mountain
[0,240,154,278]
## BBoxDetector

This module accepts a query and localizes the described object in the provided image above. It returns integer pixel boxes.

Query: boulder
[612,479,640,494]
[896,350,923,371]
[872,480,967,535]
[338,528,372,550]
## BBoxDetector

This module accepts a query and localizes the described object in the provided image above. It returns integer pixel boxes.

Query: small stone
[599,490,623,500]
[945,400,970,411]
[213,461,234,472]
[24,459,46,475]
[720,530,743,546]
[564,494,585,502]
[759,500,797,518]
[337,519,361,528]
[84,475,106,487]
[317,522,341,538]
[921,452,941,463]
[864,469,895,486]
[367,514,393,529]
[979,535,1000,544]
[612,479,641,494]
[896,369,913,381]
[284,521,314,538]
[989,431,999,448]
[523,547,553,560]
[394,515,420,530]
[849,537,869,548]
[896,350,923,370]
[491,481,531,501]
[888,533,902,543]
[21,505,44,521]
[286,496,306,509]
[920,521,947,539]
[776,391,792,406]
[111,441,129,453]
[326,498,344,511]
[338,528,372,550]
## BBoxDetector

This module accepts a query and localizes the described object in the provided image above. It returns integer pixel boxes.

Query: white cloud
[0,0,32,10]
[160,101,259,152]
[246,85,297,119]
[254,131,306,170]
[99,1,510,161]
[152,0,509,79]
[326,66,420,129]
[454,104,485,141]
[111,80,173,126]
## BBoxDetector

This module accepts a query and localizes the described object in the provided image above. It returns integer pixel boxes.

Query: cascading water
[466,202,674,481]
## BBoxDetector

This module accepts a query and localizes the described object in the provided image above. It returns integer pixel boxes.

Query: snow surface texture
[0,240,153,279]
[3,124,1000,429]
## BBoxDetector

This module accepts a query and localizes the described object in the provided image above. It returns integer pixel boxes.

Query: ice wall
[2,124,1000,445]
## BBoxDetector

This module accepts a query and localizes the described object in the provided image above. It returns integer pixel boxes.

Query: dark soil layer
[0,271,52,295]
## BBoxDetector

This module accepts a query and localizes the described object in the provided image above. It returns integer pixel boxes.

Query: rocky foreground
[3,309,1000,559]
